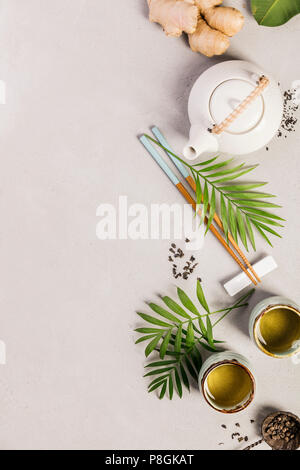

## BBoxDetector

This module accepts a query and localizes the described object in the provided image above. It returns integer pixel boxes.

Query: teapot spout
[183,125,219,160]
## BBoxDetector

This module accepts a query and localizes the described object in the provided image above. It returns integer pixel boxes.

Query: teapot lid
[209,79,264,134]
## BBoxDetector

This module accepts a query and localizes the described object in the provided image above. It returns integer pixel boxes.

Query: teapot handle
[210,75,269,135]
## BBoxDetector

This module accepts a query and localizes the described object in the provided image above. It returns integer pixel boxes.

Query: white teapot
[183,60,283,160]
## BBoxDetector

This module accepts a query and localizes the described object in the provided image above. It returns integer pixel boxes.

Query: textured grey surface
[0,0,299,450]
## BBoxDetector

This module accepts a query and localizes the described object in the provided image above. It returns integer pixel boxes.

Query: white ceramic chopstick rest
[224,256,277,296]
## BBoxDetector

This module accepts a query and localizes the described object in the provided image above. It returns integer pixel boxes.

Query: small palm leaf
[201,182,209,224]
[175,324,182,353]
[196,280,210,313]
[168,375,174,400]
[180,363,190,391]
[159,381,167,399]
[236,208,248,251]
[174,367,183,398]
[144,367,175,377]
[196,175,202,214]
[148,375,170,389]
[137,313,173,328]
[148,379,167,394]
[206,315,214,348]
[220,194,229,242]
[228,200,238,243]
[245,216,256,251]
[135,334,157,344]
[135,327,164,334]
[184,356,198,381]
[185,321,195,350]
[149,303,181,324]
[205,187,216,234]
[193,156,218,166]
[146,360,177,368]
[162,296,191,319]
[200,158,233,172]
[160,330,172,359]
[136,276,255,400]
[191,348,202,374]
[177,288,199,315]
[242,207,284,221]
[145,333,164,357]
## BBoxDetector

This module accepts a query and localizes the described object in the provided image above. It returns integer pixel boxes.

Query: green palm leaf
[180,363,190,391]
[162,296,191,319]
[200,159,233,172]
[242,207,284,221]
[137,313,173,328]
[145,333,164,357]
[186,321,195,350]
[252,221,282,238]
[196,175,202,214]
[174,368,183,398]
[208,163,245,178]
[206,315,214,348]
[196,280,210,313]
[168,375,174,400]
[143,135,284,251]
[191,348,202,373]
[135,334,157,344]
[236,208,248,251]
[135,327,164,334]
[236,200,281,208]
[149,303,181,323]
[205,187,216,233]
[220,183,267,191]
[228,200,238,243]
[146,360,177,368]
[148,375,170,389]
[252,223,273,246]
[245,216,256,251]
[184,357,198,381]
[245,214,284,227]
[159,381,167,399]
[144,367,175,377]
[201,182,209,224]
[136,280,255,399]
[148,379,167,394]
[177,288,199,315]
[220,194,229,242]
[175,325,182,353]
[160,330,172,359]
[228,191,276,199]
[193,156,218,166]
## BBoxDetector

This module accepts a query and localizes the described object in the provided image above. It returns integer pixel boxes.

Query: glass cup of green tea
[249,296,300,358]
[199,352,256,413]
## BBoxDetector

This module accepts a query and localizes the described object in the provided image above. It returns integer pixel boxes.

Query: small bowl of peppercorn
[262,411,300,450]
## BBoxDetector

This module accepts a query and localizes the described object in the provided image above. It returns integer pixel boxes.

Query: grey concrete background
[0,0,299,450]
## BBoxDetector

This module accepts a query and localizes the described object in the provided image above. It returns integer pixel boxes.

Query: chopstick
[151,126,261,284]
[139,135,257,286]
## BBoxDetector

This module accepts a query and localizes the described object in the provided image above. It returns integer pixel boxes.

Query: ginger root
[200,4,244,37]
[194,0,222,9]
[147,0,244,57]
[188,17,229,57]
[147,0,199,37]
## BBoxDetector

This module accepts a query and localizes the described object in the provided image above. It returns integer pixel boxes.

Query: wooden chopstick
[140,135,257,286]
[151,127,261,284]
